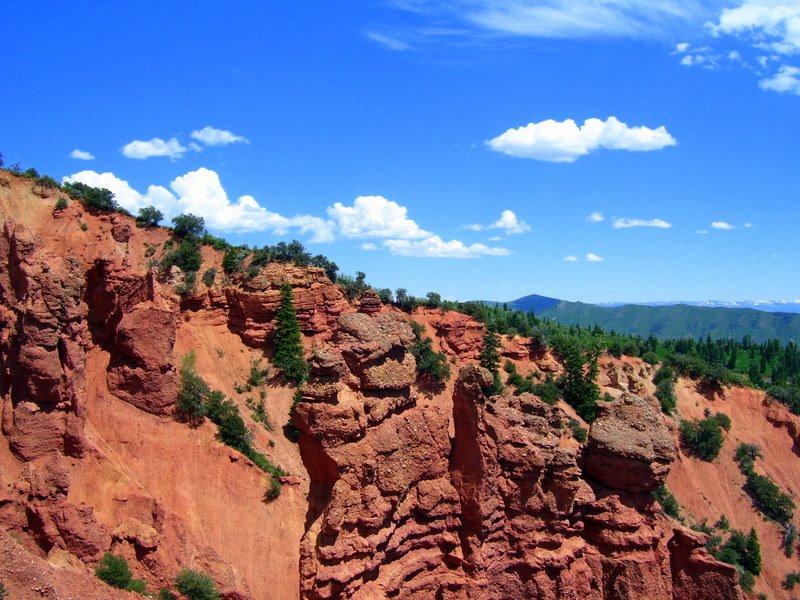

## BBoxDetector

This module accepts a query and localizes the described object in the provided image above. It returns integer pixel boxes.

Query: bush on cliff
[734,442,795,523]
[175,353,209,426]
[95,553,147,594]
[136,205,163,228]
[174,569,220,600]
[679,412,730,461]
[409,321,450,387]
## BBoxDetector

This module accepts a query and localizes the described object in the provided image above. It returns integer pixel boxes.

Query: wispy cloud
[384,236,510,258]
[70,149,95,160]
[190,126,249,146]
[613,217,672,229]
[563,255,578,262]
[121,137,190,160]
[586,252,604,262]
[365,31,412,51]
[759,65,800,95]
[711,221,736,230]
[587,211,605,223]
[487,117,676,163]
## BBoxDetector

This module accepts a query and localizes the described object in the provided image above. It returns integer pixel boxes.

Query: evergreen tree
[273,284,308,384]
[744,528,762,575]
[479,331,504,395]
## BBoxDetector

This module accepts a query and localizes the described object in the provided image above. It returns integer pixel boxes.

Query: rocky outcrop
[0,221,90,460]
[584,393,675,493]
[421,309,484,359]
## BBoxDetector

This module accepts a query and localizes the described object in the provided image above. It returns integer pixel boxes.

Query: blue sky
[1,1,799,303]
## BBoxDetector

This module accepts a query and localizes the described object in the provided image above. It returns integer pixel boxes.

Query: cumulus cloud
[759,64,800,94]
[489,209,530,234]
[711,221,736,230]
[63,168,334,240]
[711,2,800,55]
[70,149,95,160]
[190,126,249,146]
[587,211,605,223]
[486,117,676,163]
[586,253,604,262]
[612,217,672,229]
[328,195,430,239]
[121,137,189,160]
[383,236,510,258]
[563,255,578,262]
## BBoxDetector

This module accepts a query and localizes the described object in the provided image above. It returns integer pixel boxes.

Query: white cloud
[759,64,800,94]
[486,116,676,163]
[490,209,530,234]
[70,149,95,160]
[587,211,605,222]
[675,41,691,52]
[63,168,334,239]
[328,195,430,239]
[383,235,510,258]
[711,2,800,55]
[487,235,503,241]
[711,221,736,230]
[696,229,709,234]
[457,0,714,39]
[563,255,578,262]
[586,253,604,262]
[744,222,754,228]
[190,126,249,146]
[463,223,484,231]
[612,217,672,229]
[121,137,189,160]
[365,31,412,50]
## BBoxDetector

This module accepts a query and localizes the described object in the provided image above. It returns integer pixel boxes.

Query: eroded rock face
[584,393,675,493]
[296,362,739,600]
[422,309,484,360]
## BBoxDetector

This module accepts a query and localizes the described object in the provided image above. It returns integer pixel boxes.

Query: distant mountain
[507,294,562,314]
[596,300,800,314]
[537,301,800,344]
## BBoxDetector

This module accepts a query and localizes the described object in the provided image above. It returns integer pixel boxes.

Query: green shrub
[136,206,163,228]
[222,245,250,274]
[656,378,677,414]
[409,321,450,386]
[568,419,588,443]
[175,271,197,297]
[0,581,8,600]
[174,569,220,600]
[653,365,675,385]
[247,359,270,388]
[171,213,206,239]
[784,571,800,590]
[783,524,796,557]
[159,589,178,600]
[63,181,118,211]
[96,553,134,588]
[199,232,229,250]
[653,485,681,520]
[54,197,68,212]
[734,441,795,522]
[162,240,202,273]
[201,268,216,287]
[265,475,282,502]
[175,353,209,425]
[679,413,729,461]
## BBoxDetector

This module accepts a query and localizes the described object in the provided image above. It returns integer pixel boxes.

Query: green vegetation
[159,589,178,600]
[554,334,602,423]
[409,321,450,387]
[653,485,682,520]
[175,271,197,297]
[479,331,504,396]
[175,353,286,498]
[95,553,147,594]
[54,196,68,212]
[679,412,731,461]
[136,205,163,228]
[503,361,561,405]
[784,571,800,591]
[567,418,588,443]
[172,213,207,239]
[782,523,796,557]
[201,268,216,287]
[654,366,677,413]
[247,358,270,388]
[706,527,762,593]
[0,581,8,600]
[734,442,795,523]
[174,569,220,600]
[63,181,119,212]
[272,284,309,385]
[162,239,202,273]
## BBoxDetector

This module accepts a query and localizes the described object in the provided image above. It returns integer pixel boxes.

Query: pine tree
[479,331,504,395]
[273,284,308,385]
[744,527,762,575]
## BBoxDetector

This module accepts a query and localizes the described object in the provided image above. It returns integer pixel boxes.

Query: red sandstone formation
[0,173,770,598]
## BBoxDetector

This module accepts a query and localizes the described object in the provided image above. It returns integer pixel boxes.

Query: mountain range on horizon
[482,294,800,343]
